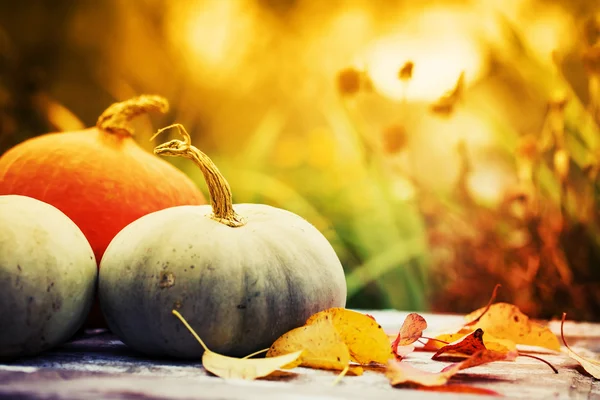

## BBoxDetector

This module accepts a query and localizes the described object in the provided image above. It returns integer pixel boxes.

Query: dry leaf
[394,313,428,346]
[172,310,303,380]
[442,349,517,374]
[391,313,427,359]
[561,313,600,379]
[306,307,394,365]
[464,303,560,351]
[266,315,363,376]
[424,331,516,355]
[387,362,451,387]
[202,349,304,380]
[386,349,511,388]
[432,328,487,360]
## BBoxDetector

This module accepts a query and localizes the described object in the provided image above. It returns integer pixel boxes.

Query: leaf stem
[172,309,210,353]
[421,336,450,345]
[242,348,269,359]
[518,352,558,374]
[464,283,501,327]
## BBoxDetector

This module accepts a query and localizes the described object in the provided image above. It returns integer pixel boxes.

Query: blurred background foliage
[1,0,600,320]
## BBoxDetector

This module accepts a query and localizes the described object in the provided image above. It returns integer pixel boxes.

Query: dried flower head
[583,14,600,46]
[548,92,569,112]
[398,61,414,81]
[382,124,408,154]
[553,149,570,182]
[516,134,539,160]
[430,72,465,117]
[583,43,600,76]
[336,67,362,96]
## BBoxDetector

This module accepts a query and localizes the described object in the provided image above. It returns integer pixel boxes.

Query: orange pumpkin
[0,95,206,327]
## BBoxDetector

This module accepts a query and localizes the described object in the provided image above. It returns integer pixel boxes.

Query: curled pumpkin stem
[96,95,169,137]
[152,123,246,228]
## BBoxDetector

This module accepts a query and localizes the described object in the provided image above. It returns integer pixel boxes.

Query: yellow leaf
[202,349,304,380]
[464,303,560,351]
[565,348,600,379]
[306,307,394,364]
[267,317,353,373]
[267,316,364,384]
[562,313,600,379]
[172,310,303,380]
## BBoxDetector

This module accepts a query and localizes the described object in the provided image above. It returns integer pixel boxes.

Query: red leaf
[432,328,486,360]
[392,313,427,360]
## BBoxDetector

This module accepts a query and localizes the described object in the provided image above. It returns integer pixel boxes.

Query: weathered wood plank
[0,310,598,400]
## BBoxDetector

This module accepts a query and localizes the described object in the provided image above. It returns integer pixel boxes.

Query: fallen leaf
[394,313,428,346]
[424,331,517,355]
[442,349,517,374]
[464,303,560,351]
[432,328,487,360]
[202,349,304,380]
[561,313,600,379]
[266,315,364,378]
[172,310,303,380]
[306,307,394,365]
[386,362,451,387]
[391,313,427,360]
[386,348,511,388]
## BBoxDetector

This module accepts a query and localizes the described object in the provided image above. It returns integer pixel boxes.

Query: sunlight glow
[468,164,515,205]
[360,8,486,102]
[166,0,257,78]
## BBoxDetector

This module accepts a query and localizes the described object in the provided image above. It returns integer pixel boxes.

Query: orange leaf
[432,328,486,360]
[391,313,427,360]
[464,303,560,351]
[386,348,513,388]
[424,331,517,355]
[442,349,517,374]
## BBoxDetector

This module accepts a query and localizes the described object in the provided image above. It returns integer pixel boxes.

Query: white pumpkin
[0,195,97,359]
[99,124,347,358]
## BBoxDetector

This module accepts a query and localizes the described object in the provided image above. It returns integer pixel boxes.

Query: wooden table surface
[1,310,599,400]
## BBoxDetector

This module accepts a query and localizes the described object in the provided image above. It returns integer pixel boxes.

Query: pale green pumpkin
[0,195,97,359]
[98,124,347,358]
